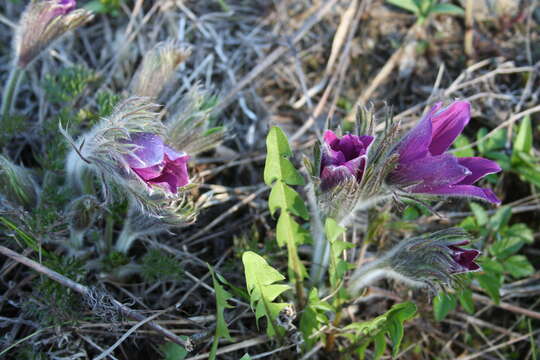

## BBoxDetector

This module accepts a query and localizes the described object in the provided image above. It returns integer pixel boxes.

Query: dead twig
[0,245,195,351]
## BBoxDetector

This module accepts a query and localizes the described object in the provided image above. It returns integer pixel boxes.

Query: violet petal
[429,101,470,155]
[391,153,470,190]
[146,154,190,193]
[416,184,501,204]
[124,133,165,168]
[320,165,355,191]
[395,103,442,164]
[457,157,502,185]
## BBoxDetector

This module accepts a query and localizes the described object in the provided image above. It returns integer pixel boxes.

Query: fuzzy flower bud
[65,194,101,248]
[66,194,101,233]
[130,40,192,99]
[349,228,480,294]
[0,155,40,209]
[14,0,93,68]
[65,98,192,217]
[387,101,501,204]
[320,130,373,191]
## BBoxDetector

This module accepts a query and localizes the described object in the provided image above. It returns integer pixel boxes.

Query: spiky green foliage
[141,249,183,282]
[242,251,291,337]
[43,65,98,103]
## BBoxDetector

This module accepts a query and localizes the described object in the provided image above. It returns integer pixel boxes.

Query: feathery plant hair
[349,228,472,295]
[166,86,226,156]
[130,40,192,99]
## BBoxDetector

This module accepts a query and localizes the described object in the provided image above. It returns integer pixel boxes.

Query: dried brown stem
[0,245,195,351]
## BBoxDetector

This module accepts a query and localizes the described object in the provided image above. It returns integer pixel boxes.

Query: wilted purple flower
[123,133,190,194]
[320,130,374,191]
[388,101,501,204]
[447,240,480,274]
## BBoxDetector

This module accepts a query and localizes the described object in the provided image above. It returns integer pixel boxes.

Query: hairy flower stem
[115,222,137,254]
[1,67,24,130]
[305,182,328,286]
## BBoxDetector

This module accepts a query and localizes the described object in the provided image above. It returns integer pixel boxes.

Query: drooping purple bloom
[388,101,501,204]
[447,240,480,274]
[320,130,374,191]
[123,133,190,194]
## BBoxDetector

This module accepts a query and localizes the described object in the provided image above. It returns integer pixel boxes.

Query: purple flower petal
[320,131,373,191]
[122,133,190,194]
[448,243,480,273]
[320,165,355,191]
[390,153,470,190]
[457,157,502,185]
[131,164,164,181]
[50,0,77,18]
[145,154,190,194]
[429,101,470,155]
[123,133,165,168]
[395,103,442,163]
[417,184,501,204]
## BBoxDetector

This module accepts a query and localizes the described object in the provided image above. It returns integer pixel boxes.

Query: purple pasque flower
[123,133,190,194]
[447,240,480,274]
[388,101,501,204]
[320,130,374,191]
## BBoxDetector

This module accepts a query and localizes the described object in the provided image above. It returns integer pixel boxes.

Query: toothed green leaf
[242,251,290,337]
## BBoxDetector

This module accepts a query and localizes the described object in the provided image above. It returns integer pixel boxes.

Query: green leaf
[268,182,309,220]
[386,0,420,14]
[469,202,488,226]
[159,341,188,360]
[459,288,475,314]
[476,273,502,304]
[430,3,464,16]
[433,293,457,321]
[239,355,252,360]
[326,217,351,288]
[300,288,332,348]
[513,115,532,155]
[325,217,346,242]
[488,206,512,231]
[503,255,534,279]
[345,302,417,357]
[208,265,234,360]
[276,212,308,280]
[490,223,533,259]
[264,127,304,186]
[242,251,291,337]
[373,332,387,360]
[453,135,475,157]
